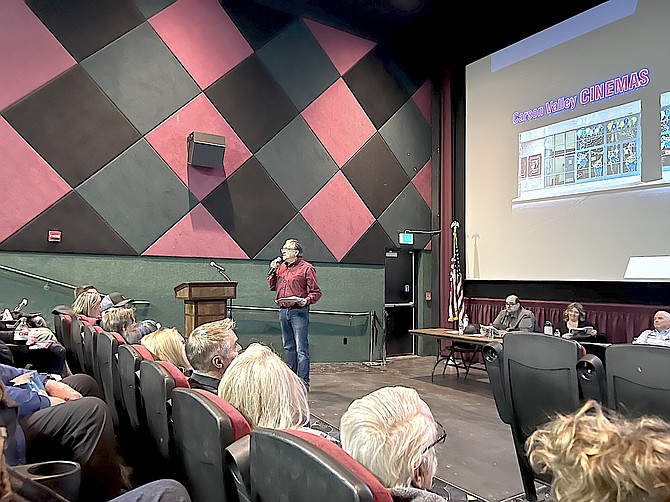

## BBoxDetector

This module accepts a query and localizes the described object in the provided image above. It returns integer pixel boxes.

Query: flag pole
[447,220,465,331]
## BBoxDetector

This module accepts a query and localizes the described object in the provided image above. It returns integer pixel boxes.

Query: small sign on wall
[48,230,61,243]
[398,232,414,245]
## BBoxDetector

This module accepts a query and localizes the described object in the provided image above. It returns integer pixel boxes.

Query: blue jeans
[279,305,310,385]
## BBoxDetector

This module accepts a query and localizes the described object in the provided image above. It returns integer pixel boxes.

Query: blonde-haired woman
[71,290,102,326]
[141,328,192,373]
[218,343,309,430]
[526,400,670,502]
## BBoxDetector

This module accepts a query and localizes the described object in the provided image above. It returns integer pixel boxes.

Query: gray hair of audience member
[526,400,670,502]
[101,307,135,335]
[72,290,101,317]
[218,343,309,430]
[186,318,236,373]
[340,386,439,490]
[141,328,192,371]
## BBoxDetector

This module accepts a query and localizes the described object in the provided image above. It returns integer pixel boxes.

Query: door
[384,249,415,357]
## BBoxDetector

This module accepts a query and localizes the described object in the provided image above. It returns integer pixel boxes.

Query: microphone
[210,261,226,272]
[13,298,28,312]
[268,256,283,275]
[210,261,232,281]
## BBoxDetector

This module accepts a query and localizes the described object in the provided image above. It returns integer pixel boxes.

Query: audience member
[74,285,98,300]
[0,365,127,501]
[218,343,309,430]
[632,310,670,347]
[492,295,537,332]
[0,379,191,502]
[526,400,670,502]
[123,320,160,345]
[100,293,133,315]
[71,291,101,326]
[340,386,448,501]
[185,319,240,394]
[101,307,135,339]
[141,328,192,373]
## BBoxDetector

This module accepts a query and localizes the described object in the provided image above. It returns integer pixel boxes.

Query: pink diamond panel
[302,79,375,167]
[301,172,374,261]
[304,19,376,76]
[150,0,253,89]
[143,204,248,258]
[0,0,75,111]
[146,94,251,200]
[413,80,432,125]
[0,117,71,242]
[412,159,432,207]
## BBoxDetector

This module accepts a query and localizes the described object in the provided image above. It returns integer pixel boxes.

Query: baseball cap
[100,292,133,313]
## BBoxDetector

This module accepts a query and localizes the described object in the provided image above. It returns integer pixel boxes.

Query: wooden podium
[174,281,237,336]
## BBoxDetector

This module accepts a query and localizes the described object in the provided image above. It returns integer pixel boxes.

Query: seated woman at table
[555,302,605,341]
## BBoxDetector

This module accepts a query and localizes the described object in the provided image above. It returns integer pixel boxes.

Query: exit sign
[398,232,414,245]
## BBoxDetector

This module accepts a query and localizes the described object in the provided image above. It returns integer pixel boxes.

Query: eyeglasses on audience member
[422,421,447,453]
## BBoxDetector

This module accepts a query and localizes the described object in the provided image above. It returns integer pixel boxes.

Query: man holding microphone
[268,239,322,390]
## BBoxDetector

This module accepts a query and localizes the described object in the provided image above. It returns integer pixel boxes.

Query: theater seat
[95,330,126,431]
[140,360,190,468]
[171,388,252,502]
[605,344,670,421]
[250,428,393,502]
[483,332,586,502]
[118,344,154,434]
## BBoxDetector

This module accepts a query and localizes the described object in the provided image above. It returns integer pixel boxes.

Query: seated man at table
[632,310,670,347]
[492,295,537,332]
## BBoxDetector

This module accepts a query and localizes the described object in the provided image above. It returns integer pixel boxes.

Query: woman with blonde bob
[218,343,309,430]
[526,400,670,502]
[72,290,102,325]
[340,386,448,502]
[141,328,192,372]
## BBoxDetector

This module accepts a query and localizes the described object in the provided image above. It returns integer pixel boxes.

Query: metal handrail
[0,264,76,291]
[231,305,371,316]
[0,264,151,307]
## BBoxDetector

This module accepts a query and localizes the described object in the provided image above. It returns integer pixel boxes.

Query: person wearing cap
[99,292,133,314]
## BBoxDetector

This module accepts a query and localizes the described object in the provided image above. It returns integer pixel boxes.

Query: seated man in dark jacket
[0,364,127,502]
[185,319,240,394]
[492,295,537,332]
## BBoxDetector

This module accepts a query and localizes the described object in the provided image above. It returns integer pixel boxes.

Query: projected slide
[465,0,670,281]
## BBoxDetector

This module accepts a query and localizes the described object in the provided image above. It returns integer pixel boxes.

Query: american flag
[448,222,465,324]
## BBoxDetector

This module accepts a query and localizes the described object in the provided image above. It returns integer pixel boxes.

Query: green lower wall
[0,251,385,362]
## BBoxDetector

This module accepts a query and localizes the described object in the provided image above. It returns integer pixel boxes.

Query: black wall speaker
[187,131,226,168]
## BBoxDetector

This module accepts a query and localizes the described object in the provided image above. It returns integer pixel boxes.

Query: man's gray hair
[185,318,236,372]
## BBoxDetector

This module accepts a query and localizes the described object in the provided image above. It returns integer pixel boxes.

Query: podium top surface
[174,281,237,301]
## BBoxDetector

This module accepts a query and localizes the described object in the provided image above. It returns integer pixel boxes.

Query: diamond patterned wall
[0,0,432,265]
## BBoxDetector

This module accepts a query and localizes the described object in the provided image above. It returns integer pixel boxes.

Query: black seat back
[171,388,252,502]
[140,360,190,465]
[96,331,121,429]
[606,344,670,421]
[496,332,584,502]
[250,428,391,502]
[483,341,512,424]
